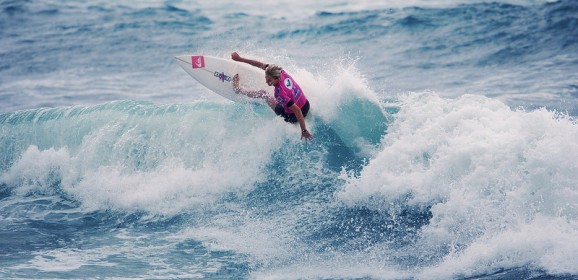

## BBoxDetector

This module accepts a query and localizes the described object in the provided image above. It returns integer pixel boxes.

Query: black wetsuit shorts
[274,100,310,123]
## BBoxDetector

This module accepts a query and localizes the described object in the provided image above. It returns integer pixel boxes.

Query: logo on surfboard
[214,71,231,82]
[191,56,205,69]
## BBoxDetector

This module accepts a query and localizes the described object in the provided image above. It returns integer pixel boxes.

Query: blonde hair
[265,64,283,79]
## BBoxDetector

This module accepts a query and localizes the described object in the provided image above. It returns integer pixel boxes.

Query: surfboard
[175,55,270,103]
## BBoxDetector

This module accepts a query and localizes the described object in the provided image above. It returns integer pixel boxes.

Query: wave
[0,100,297,213]
[338,93,578,278]
[2,90,577,278]
[0,59,389,213]
[2,52,577,280]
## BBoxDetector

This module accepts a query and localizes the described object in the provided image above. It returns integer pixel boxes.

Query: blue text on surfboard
[214,71,231,82]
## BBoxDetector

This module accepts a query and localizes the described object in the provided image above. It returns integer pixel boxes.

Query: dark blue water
[1,0,577,279]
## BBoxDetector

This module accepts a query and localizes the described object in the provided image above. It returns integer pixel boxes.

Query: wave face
[1,0,577,279]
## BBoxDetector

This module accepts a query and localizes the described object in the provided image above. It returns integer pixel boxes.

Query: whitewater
[1,0,577,279]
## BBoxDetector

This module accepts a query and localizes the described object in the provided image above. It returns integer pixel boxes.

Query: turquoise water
[1,0,577,279]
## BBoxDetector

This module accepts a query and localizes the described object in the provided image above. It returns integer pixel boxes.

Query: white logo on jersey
[284,78,293,90]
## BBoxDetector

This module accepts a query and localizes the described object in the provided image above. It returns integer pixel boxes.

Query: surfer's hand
[231,52,241,61]
[301,129,312,141]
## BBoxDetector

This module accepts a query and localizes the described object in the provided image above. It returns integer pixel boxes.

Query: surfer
[231,52,312,141]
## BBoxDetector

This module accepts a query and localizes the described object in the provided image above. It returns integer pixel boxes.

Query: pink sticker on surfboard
[191,56,205,69]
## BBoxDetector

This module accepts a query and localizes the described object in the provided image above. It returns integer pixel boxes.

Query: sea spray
[339,92,578,278]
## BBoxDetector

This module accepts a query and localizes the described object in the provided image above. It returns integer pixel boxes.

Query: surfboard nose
[174,55,191,64]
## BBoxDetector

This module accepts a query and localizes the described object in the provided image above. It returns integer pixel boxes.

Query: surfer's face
[266,75,278,86]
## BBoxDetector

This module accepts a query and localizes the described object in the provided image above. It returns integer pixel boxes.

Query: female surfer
[231,52,312,141]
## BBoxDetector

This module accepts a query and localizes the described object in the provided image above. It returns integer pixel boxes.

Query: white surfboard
[175,54,270,103]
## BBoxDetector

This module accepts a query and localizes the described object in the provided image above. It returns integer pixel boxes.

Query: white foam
[11,247,115,272]
[1,102,292,215]
[291,57,388,157]
[296,57,379,123]
[339,93,578,205]
[420,215,578,278]
[8,230,208,279]
[338,92,578,276]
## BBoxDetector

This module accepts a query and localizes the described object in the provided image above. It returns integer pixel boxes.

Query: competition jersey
[274,70,307,114]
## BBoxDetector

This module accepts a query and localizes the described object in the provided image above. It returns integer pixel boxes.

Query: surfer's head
[265,64,282,86]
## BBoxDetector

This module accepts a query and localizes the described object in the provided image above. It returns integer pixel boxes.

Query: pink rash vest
[274,70,307,114]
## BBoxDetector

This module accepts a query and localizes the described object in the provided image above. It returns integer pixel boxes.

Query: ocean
[1,0,577,279]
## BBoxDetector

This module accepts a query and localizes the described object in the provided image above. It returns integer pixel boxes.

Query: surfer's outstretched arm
[231,52,267,70]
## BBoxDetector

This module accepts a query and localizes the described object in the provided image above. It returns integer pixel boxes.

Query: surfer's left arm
[232,74,257,96]
[289,104,312,141]
[233,74,271,102]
